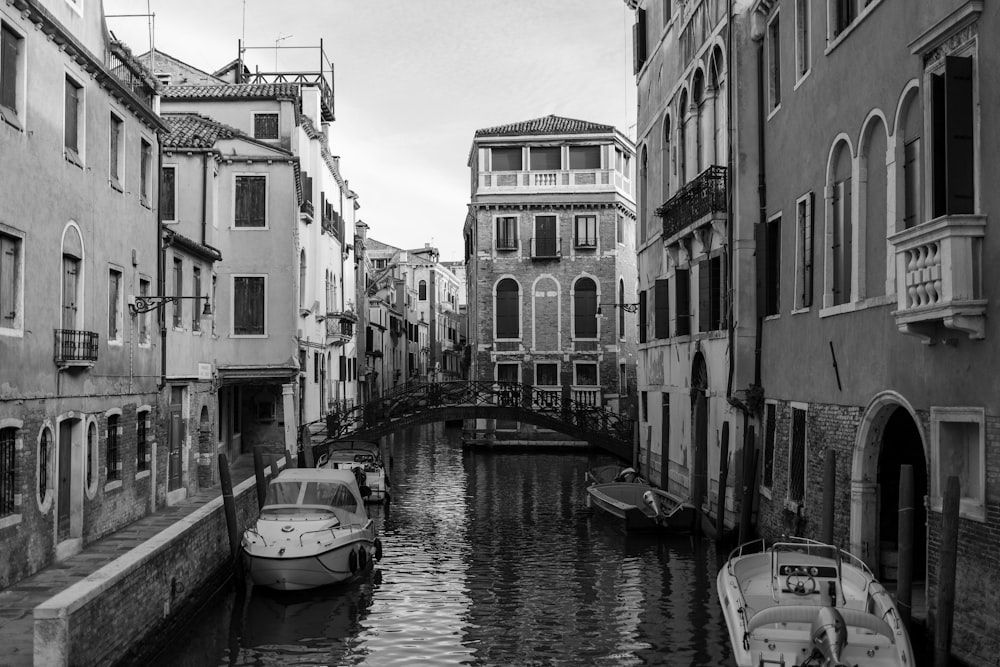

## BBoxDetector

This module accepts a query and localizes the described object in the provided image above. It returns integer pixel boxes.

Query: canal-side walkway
[0,456,258,667]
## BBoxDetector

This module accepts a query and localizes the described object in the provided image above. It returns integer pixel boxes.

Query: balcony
[54,329,99,368]
[890,215,987,343]
[478,168,630,197]
[530,237,562,259]
[240,43,335,121]
[656,165,727,241]
[325,310,357,345]
[496,237,518,251]
[571,387,602,407]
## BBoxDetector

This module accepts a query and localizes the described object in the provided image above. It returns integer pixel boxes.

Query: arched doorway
[851,392,928,579]
[691,353,708,508]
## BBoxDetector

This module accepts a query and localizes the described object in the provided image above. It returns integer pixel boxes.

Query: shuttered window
[161,166,176,221]
[0,427,16,517]
[106,415,122,482]
[140,139,152,205]
[108,269,122,341]
[831,180,850,305]
[788,407,807,503]
[253,113,279,140]
[235,176,267,227]
[109,114,123,188]
[574,278,597,339]
[633,8,647,74]
[698,257,722,332]
[495,278,519,339]
[138,279,150,343]
[638,290,647,343]
[0,233,20,326]
[674,269,691,336]
[233,276,265,335]
[931,56,974,217]
[654,278,670,339]
[172,259,183,328]
[762,403,776,489]
[65,76,81,154]
[1,24,20,113]
[137,412,150,471]
[496,217,518,250]
[797,194,814,308]
[574,215,597,248]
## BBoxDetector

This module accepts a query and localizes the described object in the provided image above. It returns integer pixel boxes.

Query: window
[654,278,669,339]
[64,76,83,165]
[662,116,672,199]
[172,258,183,328]
[299,250,306,309]
[638,290,647,343]
[787,405,807,506]
[759,216,781,316]
[161,166,176,221]
[575,363,598,386]
[674,268,691,335]
[761,402,776,493]
[38,427,50,503]
[795,0,810,81]
[698,256,722,332]
[253,112,278,140]
[136,411,150,472]
[108,269,122,342]
[767,13,781,112]
[491,147,522,171]
[418,280,427,301]
[574,215,597,248]
[496,363,519,384]
[496,216,518,250]
[536,363,558,386]
[140,138,152,206]
[931,407,986,521]
[831,176,852,306]
[663,0,671,25]
[1,22,23,125]
[633,7,647,74]
[106,414,121,482]
[832,0,857,37]
[495,278,519,339]
[529,146,561,171]
[235,175,267,228]
[616,214,624,244]
[86,421,97,495]
[109,113,124,190]
[618,279,626,340]
[233,276,266,336]
[1,426,16,517]
[640,391,648,421]
[930,56,975,218]
[138,278,150,344]
[533,215,558,258]
[795,194,814,309]
[568,145,601,170]
[192,266,202,332]
[573,277,597,339]
[1,231,22,332]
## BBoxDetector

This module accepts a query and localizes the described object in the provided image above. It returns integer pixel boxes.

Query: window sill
[104,480,123,492]
[140,197,151,210]
[759,486,772,501]
[110,178,123,193]
[64,149,83,169]
[135,469,150,480]
[0,513,22,530]
[819,302,855,318]
[763,314,781,322]
[107,339,124,347]
[230,333,268,339]
[825,0,885,55]
[783,498,804,514]
[767,104,781,122]
[1,106,23,132]
[230,226,270,231]
[791,306,811,316]
[0,326,24,338]
[793,69,811,91]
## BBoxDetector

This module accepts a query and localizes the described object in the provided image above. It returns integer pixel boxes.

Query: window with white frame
[85,420,97,496]
[574,362,598,386]
[38,425,51,505]
[529,146,561,171]
[829,143,853,306]
[574,215,597,248]
[787,404,807,507]
[109,112,124,190]
[490,146,522,171]
[234,175,267,228]
[192,266,202,332]
[0,425,18,518]
[929,54,976,218]
[931,407,985,521]
[495,216,518,250]
[136,409,151,472]
[233,275,266,336]
[106,412,121,482]
[495,278,519,339]
[108,268,123,343]
[761,402,777,496]
[573,277,597,339]
[568,145,600,170]
[1,21,25,128]
[795,193,814,309]
[535,362,558,386]
[64,75,84,166]
[767,12,781,113]
[139,138,152,207]
[172,258,183,329]
[0,229,22,334]
[795,0,810,81]
[161,166,177,222]
[253,112,279,140]
[138,277,151,344]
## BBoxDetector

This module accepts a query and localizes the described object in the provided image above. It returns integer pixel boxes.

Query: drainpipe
[157,139,167,391]
[201,153,210,245]
[752,11,766,391]
[725,0,738,404]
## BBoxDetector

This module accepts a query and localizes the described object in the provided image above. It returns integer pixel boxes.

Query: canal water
[153,424,733,666]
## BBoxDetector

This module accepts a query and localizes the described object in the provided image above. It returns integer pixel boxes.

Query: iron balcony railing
[54,329,99,364]
[656,165,727,239]
[530,236,562,259]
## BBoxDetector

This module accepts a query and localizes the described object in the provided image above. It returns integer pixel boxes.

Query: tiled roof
[162,82,301,101]
[475,114,615,138]
[161,113,242,149]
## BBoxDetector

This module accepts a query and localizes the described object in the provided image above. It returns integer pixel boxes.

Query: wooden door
[62,256,78,330]
[167,406,183,491]
[57,420,73,540]
[536,216,557,256]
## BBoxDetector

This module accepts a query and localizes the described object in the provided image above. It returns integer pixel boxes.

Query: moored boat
[317,439,392,504]
[586,482,697,532]
[242,468,382,591]
[717,537,914,667]
[584,464,644,486]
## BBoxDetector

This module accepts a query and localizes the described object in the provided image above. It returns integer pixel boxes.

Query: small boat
[717,537,914,667]
[242,468,383,591]
[586,482,697,532]
[584,464,644,486]
[317,440,391,504]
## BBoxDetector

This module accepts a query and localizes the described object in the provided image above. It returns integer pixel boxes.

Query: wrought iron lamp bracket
[129,295,212,315]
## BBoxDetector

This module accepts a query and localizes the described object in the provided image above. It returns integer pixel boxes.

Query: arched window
[693,70,705,174]
[86,421,98,495]
[38,427,50,503]
[574,277,597,339]
[677,90,688,185]
[711,48,727,167]
[899,90,922,230]
[662,115,672,199]
[618,278,626,340]
[418,280,427,301]
[495,278,519,339]
[299,250,306,308]
[861,116,888,299]
[829,141,854,306]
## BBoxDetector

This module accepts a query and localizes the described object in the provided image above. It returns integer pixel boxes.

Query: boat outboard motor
[810,606,850,667]
[614,467,638,483]
[642,490,662,521]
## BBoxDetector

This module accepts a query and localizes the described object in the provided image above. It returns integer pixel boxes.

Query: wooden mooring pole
[934,475,960,667]
[738,426,756,544]
[821,449,836,544]
[715,423,730,544]
[897,464,914,632]
[253,446,267,510]
[218,453,240,566]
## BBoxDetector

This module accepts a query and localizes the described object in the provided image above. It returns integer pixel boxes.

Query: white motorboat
[586,482,697,532]
[242,468,382,591]
[717,537,914,667]
[317,439,391,504]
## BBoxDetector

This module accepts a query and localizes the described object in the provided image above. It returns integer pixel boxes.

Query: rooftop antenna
[275,33,292,70]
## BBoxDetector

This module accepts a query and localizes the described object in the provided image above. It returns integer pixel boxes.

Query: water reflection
[152,424,731,666]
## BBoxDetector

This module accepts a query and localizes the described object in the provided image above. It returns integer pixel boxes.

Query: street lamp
[597,302,639,315]
[128,295,212,316]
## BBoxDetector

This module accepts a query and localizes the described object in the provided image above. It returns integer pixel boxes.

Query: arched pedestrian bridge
[304,380,635,461]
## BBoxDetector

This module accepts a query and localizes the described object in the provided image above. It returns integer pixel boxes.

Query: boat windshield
[261,480,360,519]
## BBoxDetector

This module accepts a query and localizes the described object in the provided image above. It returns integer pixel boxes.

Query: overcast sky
[104,0,637,261]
